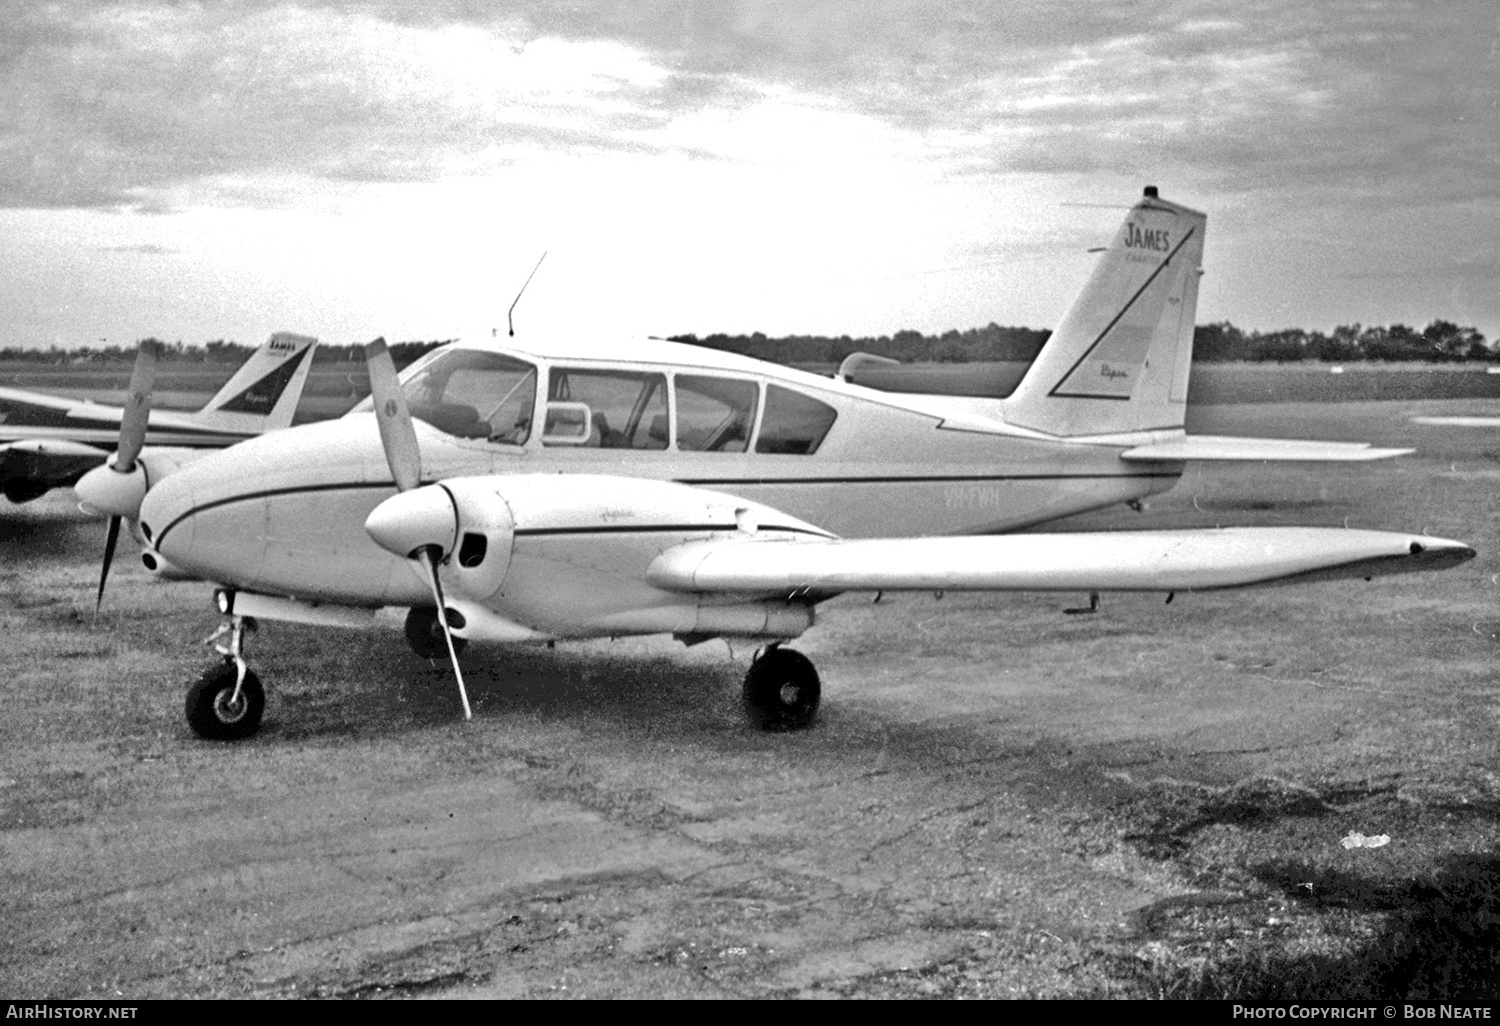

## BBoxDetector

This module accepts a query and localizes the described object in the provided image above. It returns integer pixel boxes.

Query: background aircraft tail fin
[1000,188,1206,438]
[188,333,318,433]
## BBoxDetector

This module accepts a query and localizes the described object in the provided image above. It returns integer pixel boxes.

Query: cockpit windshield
[357,349,537,444]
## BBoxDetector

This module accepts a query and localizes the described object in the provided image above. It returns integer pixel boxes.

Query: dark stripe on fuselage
[673,472,1180,487]
[514,524,831,538]
[148,471,1178,551]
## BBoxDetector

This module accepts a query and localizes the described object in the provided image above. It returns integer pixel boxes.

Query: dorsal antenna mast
[507,252,547,337]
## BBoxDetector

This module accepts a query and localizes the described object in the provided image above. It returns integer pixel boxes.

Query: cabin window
[675,375,759,452]
[392,350,537,444]
[545,368,669,449]
[754,385,837,455]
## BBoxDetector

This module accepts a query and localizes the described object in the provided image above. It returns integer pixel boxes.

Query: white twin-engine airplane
[0,332,318,503]
[85,188,1474,740]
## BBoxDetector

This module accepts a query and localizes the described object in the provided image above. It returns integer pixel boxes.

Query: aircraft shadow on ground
[262,636,753,742]
[253,623,1073,774]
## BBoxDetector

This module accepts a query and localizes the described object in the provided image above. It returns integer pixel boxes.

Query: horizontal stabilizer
[649,527,1473,596]
[1120,434,1411,462]
[1410,416,1500,428]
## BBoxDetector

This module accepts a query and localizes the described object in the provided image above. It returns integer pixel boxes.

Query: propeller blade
[95,515,122,614]
[363,337,422,493]
[417,547,472,720]
[366,338,472,722]
[114,340,159,472]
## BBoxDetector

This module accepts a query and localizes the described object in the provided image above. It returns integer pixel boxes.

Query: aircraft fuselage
[138,339,1182,630]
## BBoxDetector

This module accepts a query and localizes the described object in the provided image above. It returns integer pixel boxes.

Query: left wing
[648,527,1473,596]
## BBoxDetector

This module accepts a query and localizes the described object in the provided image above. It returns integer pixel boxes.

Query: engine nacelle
[77,446,210,521]
[365,479,518,603]
[440,478,517,602]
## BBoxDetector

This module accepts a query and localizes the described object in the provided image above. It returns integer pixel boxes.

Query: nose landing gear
[186,616,264,740]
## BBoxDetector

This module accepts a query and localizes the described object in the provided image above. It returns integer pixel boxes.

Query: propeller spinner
[363,337,473,720]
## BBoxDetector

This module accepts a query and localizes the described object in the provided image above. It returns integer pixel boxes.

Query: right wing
[648,527,1473,596]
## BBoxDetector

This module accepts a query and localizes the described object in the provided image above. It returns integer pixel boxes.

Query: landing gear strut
[187,616,264,740]
[742,645,821,732]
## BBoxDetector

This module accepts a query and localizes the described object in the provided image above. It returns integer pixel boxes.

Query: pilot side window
[397,350,536,444]
[675,375,759,452]
[545,368,669,449]
[754,385,838,455]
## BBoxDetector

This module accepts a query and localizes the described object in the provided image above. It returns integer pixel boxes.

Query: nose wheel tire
[742,647,821,732]
[186,662,265,740]
[404,607,468,660]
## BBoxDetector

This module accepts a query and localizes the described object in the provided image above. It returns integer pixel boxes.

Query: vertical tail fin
[187,333,318,433]
[1000,188,1206,437]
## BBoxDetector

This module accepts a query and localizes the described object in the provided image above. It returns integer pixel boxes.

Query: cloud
[0,0,1494,218]
[0,2,686,209]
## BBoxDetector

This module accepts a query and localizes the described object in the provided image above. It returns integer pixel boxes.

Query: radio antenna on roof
[506,252,547,337]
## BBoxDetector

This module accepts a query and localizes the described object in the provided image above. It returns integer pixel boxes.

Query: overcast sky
[1,1,1496,349]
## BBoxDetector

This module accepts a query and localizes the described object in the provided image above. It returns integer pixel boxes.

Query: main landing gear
[742,645,821,732]
[404,606,467,660]
[186,616,264,740]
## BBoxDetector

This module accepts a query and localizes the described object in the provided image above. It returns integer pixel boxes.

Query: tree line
[670,319,1495,365]
[0,338,450,368]
[1,319,1492,365]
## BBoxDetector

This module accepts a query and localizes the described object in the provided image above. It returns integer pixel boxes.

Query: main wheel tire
[185,662,265,741]
[404,607,468,660]
[742,647,821,732]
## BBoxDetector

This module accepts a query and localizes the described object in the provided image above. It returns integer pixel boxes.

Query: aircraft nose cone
[365,485,458,559]
[75,463,148,519]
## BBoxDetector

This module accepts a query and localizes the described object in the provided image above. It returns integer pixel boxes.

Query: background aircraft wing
[648,527,1473,596]
[1119,435,1411,461]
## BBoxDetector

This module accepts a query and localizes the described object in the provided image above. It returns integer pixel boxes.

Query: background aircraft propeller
[76,339,159,612]
[364,337,473,720]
